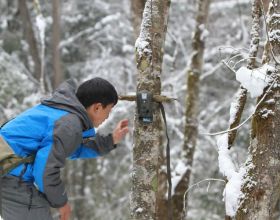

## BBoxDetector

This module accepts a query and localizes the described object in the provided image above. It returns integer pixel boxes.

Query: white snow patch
[229,91,241,125]
[35,14,46,44]
[175,160,188,175]
[134,0,153,57]
[269,30,280,42]
[199,24,209,41]
[136,207,143,213]
[135,38,151,56]
[217,134,246,217]
[171,160,189,196]
[217,134,236,179]
[236,64,274,98]
[265,99,275,104]
[223,167,246,217]
[35,13,47,92]
[259,108,274,118]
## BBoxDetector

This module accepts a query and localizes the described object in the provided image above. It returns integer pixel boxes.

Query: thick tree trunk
[235,1,280,219]
[52,0,63,88]
[18,0,41,81]
[169,1,210,219]
[131,0,146,40]
[228,0,261,148]
[131,0,170,219]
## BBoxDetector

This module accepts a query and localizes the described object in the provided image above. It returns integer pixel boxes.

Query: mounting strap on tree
[120,92,175,220]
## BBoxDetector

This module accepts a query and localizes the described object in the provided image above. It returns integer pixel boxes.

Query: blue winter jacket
[0,80,116,208]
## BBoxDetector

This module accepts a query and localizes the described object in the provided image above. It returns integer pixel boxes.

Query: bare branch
[201,79,276,136]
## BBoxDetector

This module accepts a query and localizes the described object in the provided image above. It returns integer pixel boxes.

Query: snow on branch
[35,14,46,46]
[60,13,121,48]
[229,89,246,125]
[171,160,190,196]
[135,0,153,58]
[217,134,246,217]
[34,5,47,93]
[235,64,274,98]
[201,78,276,136]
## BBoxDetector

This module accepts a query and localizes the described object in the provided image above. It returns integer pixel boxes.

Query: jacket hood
[41,79,92,130]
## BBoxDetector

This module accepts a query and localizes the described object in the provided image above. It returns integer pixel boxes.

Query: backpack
[0,136,34,177]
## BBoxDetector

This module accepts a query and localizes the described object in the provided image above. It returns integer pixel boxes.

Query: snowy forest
[1,0,280,219]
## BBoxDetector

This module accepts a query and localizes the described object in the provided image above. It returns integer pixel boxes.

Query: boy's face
[86,103,114,127]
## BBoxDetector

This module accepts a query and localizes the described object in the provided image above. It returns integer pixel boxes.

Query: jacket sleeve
[69,145,99,159]
[83,133,117,156]
[33,114,82,208]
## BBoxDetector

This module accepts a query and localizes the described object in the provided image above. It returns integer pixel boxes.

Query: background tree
[52,0,63,88]
[169,1,211,219]
[158,0,211,219]
[18,0,41,81]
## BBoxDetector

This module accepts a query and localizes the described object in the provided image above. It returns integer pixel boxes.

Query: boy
[0,77,129,220]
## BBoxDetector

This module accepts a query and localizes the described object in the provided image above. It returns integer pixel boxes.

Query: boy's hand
[59,203,71,220]
[113,119,129,144]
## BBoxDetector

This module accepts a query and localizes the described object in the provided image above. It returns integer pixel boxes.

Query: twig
[182,178,226,215]
[200,79,276,136]
[201,62,223,81]
[222,60,237,74]
[227,53,245,65]
[233,57,259,69]
[218,46,250,53]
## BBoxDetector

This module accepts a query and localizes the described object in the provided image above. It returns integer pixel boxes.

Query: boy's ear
[87,103,104,113]
[93,103,103,111]
[87,103,97,112]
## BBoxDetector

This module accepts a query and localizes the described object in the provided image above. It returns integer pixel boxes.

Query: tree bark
[52,0,63,88]
[131,0,171,219]
[168,1,210,219]
[131,0,146,40]
[228,0,261,148]
[235,1,280,219]
[18,0,41,81]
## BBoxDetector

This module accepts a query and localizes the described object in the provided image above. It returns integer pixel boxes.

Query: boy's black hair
[76,77,118,108]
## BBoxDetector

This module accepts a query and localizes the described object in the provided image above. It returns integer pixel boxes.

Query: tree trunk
[235,1,280,219]
[52,0,63,88]
[131,0,171,219]
[228,0,261,148]
[18,0,41,81]
[131,0,146,40]
[170,0,210,219]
